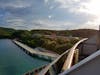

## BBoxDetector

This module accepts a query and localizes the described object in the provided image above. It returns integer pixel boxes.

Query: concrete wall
[79,35,99,55]
[67,55,100,75]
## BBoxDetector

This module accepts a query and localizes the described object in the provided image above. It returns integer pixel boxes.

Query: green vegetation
[0,27,15,39]
[12,32,80,54]
[0,27,97,54]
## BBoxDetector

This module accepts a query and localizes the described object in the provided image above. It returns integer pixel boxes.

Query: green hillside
[0,27,98,54]
[0,27,15,38]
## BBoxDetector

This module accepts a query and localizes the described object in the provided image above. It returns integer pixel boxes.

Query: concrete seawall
[12,40,59,61]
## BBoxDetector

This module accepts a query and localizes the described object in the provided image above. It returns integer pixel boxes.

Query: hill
[31,29,98,38]
[0,27,15,38]
[0,27,98,39]
[0,27,98,54]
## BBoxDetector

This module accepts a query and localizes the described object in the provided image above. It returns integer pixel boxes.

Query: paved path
[13,40,59,58]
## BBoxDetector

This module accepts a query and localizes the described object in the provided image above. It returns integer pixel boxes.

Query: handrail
[38,49,70,75]
[24,64,48,75]
[62,38,88,71]
[38,38,88,75]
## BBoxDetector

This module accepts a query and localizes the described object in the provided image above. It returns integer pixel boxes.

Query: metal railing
[38,38,88,75]
[62,38,88,71]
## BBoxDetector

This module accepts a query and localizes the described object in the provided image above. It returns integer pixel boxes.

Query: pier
[13,40,59,60]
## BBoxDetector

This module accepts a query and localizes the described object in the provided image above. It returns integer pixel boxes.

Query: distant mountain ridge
[31,29,98,38]
[0,27,98,38]
[0,27,15,38]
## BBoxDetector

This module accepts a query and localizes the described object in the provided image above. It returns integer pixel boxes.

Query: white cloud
[44,0,49,3]
[6,18,28,29]
[53,0,100,29]
[79,0,100,16]
[49,6,55,10]
[7,18,24,23]
[0,0,32,8]
[76,0,100,27]
[31,19,78,30]
[48,15,52,19]
[0,0,99,30]
[54,0,80,8]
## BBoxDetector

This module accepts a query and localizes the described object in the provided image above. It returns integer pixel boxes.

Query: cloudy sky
[0,0,100,30]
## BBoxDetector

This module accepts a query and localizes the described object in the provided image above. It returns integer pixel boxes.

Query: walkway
[13,40,59,58]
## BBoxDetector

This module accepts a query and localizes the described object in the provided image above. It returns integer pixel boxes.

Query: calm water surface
[0,39,49,75]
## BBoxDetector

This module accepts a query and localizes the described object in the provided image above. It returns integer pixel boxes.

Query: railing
[38,49,70,75]
[24,64,48,75]
[38,38,88,75]
[62,38,88,71]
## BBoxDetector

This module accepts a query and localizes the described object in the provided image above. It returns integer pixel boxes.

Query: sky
[0,0,100,30]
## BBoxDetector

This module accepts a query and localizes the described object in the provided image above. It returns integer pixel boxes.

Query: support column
[74,49,79,64]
